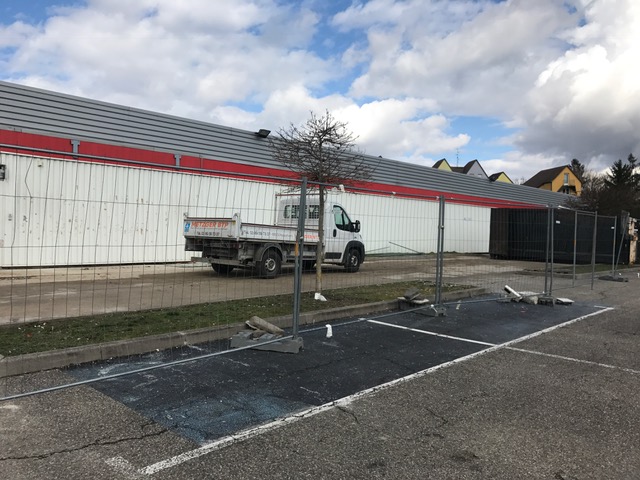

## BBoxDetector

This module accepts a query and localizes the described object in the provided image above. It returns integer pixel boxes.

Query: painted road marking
[106,306,614,477]
[366,319,497,346]
[506,347,640,375]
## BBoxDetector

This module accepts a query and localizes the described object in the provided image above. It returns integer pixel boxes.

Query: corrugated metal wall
[0,152,286,267]
[0,80,569,207]
[1,152,494,267]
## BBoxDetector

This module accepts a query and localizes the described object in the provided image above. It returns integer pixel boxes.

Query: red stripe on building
[1,128,538,208]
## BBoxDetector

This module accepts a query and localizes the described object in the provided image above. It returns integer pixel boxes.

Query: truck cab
[276,195,364,270]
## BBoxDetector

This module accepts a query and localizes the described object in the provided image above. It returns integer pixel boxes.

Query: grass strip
[0,280,465,357]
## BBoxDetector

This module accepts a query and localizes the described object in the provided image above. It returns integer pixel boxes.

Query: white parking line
[506,347,640,375]
[105,306,614,478]
[366,319,496,346]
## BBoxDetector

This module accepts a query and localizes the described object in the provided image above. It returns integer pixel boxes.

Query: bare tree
[564,169,604,211]
[270,110,373,294]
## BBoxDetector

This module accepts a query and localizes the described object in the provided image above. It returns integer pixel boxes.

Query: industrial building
[0,81,570,268]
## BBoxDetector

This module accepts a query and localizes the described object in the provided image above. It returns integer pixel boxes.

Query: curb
[0,288,484,378]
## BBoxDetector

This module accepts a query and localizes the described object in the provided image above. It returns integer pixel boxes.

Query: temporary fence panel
[437,201,550,304]
[1,154,617,400]
[1,177,300,399]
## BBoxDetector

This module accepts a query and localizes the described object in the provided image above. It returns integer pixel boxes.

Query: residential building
[489,172,513,184]
[433,158,488,180]
[523,166,582,195]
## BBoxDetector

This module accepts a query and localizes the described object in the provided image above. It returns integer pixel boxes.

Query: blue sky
[1,0,639,181]
[2,0,52,22]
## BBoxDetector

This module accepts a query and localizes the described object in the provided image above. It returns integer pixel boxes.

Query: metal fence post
[549,208,555,297]
[591,212,598,290]
[544,207,551,295]
[292,178,307,339]
[611,216,617,277]
[434,195,445,306]
[572,210,578,287]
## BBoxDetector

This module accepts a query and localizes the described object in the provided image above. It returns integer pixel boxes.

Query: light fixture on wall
[0,164,5,181]
[256,129,271,138]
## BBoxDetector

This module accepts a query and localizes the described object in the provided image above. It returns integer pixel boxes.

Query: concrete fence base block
[397,297,432,311]
[418,305,447,317]
[538,295,556,306]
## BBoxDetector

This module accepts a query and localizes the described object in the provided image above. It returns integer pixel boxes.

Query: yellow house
[489,172,514,184]
[432,158,452,171]
[523,165,582,195]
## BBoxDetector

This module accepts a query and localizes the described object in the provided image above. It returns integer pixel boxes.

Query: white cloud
[1,0,334,117]
[252,86,467,163]
[1,0,639,183]
[0,21,38,48]
[338,100,468,158]
[516,0,640,173]
[343,0,574,116]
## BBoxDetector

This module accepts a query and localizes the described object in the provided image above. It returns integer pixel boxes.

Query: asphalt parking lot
[67,299,603,445]
[1,275,639,479]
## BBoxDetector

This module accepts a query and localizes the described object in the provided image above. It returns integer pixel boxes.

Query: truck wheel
[258,250,281,278]
[212,264,234,275]
[344,248,361,273]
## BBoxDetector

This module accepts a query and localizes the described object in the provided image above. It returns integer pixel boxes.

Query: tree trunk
[315,186,325,294]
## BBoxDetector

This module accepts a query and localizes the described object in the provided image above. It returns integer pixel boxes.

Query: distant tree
[570,158,585,182]
[565,154,640,217]
[604,154,638,190]
[270,110,373,294]
[600,154,640,217]
[564,169,604,212]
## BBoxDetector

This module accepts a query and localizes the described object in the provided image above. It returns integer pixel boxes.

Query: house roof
[432,158,450,169]
[523,165,573,188]
[489,172,513,183]
[450,160,488,177]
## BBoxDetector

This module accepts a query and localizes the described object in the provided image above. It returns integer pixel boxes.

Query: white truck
[183,195,365,278]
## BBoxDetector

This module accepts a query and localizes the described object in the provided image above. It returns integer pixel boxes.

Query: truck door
[324,204,354,263]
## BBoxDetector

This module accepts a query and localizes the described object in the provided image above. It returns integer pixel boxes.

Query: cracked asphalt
[1,273,640,479]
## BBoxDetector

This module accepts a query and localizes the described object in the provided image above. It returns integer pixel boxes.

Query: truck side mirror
[352,220,361,233]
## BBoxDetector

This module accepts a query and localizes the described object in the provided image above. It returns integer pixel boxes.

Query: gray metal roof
[0,80,568,207]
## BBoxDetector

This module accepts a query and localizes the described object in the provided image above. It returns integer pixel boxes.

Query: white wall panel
[443,204,491,253]
[1,153,492,268]
[339,191,442,255]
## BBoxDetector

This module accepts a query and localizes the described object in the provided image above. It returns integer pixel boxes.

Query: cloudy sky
[1,0,639,181]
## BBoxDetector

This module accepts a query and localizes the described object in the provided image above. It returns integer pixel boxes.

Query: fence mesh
[0,150,635,399]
